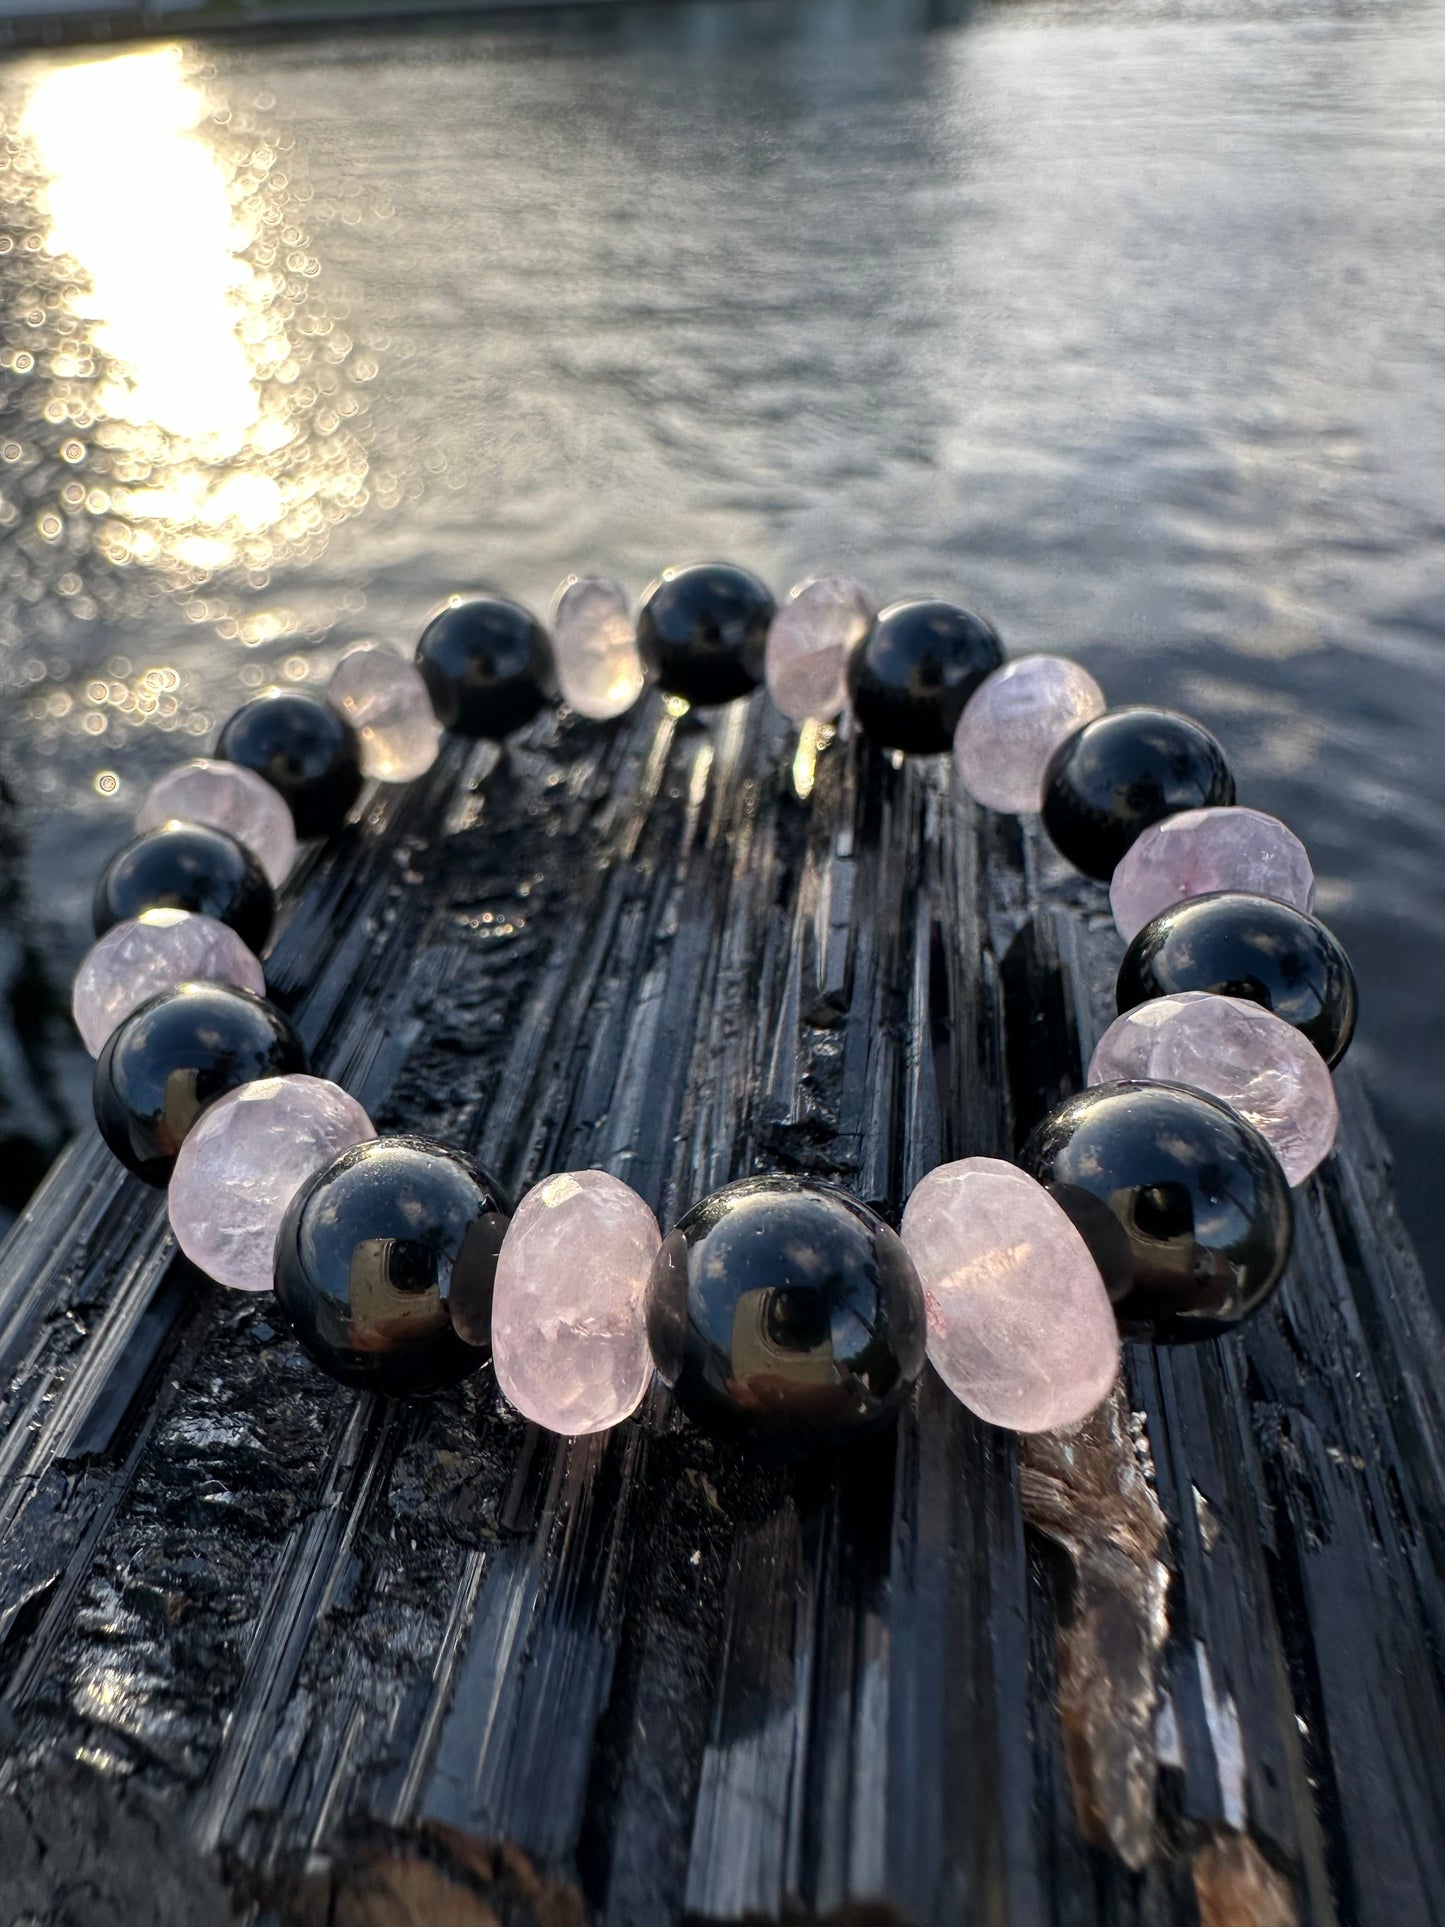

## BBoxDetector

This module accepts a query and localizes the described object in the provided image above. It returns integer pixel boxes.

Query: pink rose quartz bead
[137,759,296,888]
[953,655,1106,813]
[551,576,646,722]
[72,908,267,1055]
[1109,805,1315,943]
[168,1075,374,1292]
[764,575,876,726]
[899,1157,1120,1432]
[1088,991,1337,1184]
[327,645,442,782]
[492,1169,660,1435]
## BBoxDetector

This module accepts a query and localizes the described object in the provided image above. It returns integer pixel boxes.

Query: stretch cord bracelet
[68,562,1358,1445]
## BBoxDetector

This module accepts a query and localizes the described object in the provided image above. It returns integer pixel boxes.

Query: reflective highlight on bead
[168,1074,374,1293]
[327,645,443,782]
[136,760,297,889]
[1089,991,1338,1185]
[1041,707,1235,881]
[953,655,1106,813]
[493,1170,660,1435]
[846,599,1004,754]
[1109,806,1315,943]
[72,909,266,1056]
[900,1157,1120,1432]
[216,690,365,841]
[551,576,646,721]
[94,821,273,953]
[764,575,875,726]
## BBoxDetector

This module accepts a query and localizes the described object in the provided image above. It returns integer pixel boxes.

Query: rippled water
[0,0,1441,1279]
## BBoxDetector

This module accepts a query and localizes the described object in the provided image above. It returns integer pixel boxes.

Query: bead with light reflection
[274,1136,511,1395]
[636,563,775,707]
[1109,805,1315,942]
[764,575,876,725]
[73,908,266,1056]
[1040,707,1235,881]
[551,576,646,721]
[645,1175,925,1448]
[847,599,1003,754]
[415,594,556,739]
[136,759,296,889]
[216,690,364,840]
[94,822,273,953]
[326,645,443,782]
[953,655,1106,813]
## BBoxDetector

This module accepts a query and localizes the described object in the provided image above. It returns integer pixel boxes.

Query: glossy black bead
[1040,707,1235,880]
[415,593,556,739]
[645,1175,926,1448]
[93,822,273,951]
[845,598,1003,754]
[93,982,306,1186]
[216,690,364,841]
[1117,889,1358,1067]
[1020,1080,1293,1343]
[274,1135,511,1396]
[635,562,775,707]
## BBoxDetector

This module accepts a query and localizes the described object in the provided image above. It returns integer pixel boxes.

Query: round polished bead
[645,1175,926,1447]
[327,645,443,783]
[216,690,364,841]
[275,1135,510,1396]
[953,655,1106,813]
[846,599,1004,754]
[136,760,296,889]
[1019,1081,1293,1343]
[551,576,646,722]
[493,1170,660,1434]
[94,982,307,1186]
[635,563,775,707]
[900,1157,1120,1432]
[1088,992,1338,1185]
[168,1074,375,1293]
[1109,806,1315,943]
[415,593,556,739]
[72,909,266,1056]
[93,822,273,953]
[1117,890,1357,1067]
[764,575,876,726]
[1040,708,1235,881]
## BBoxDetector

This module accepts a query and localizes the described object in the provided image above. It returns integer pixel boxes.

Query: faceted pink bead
[137,759,296,887]
[492,1169,660,1435]
[1088,991,1337,1184]
[327,645,442,782]
[953,655,1106,813]
[551,576,646,722]
[765,575,876,726]
[72,908,266,1056]
[1109,806,1315,942]
[900,1157,1120,1432]
[168,1075,374,1292]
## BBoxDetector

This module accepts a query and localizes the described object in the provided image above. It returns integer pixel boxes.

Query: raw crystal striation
[552,576,647,722]
[1109,805,1314,942]
[327,645,443,783]
[72,908,267,1056]
[764,575,876,726]
[953,655,1106,813]
[492,1169,660,1435]
[168,1074,374,1293]
[137,759,297,888]
[900,1156,1120,1432]
[1088,990,1338,1184]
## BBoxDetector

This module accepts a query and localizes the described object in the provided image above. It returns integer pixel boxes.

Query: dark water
[0,0,1441,1281]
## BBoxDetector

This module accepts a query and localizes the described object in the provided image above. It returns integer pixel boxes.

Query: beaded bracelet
[70,562,1357,1447]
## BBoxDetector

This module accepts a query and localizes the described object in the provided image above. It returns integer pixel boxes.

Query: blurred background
[0,0,1441,1295]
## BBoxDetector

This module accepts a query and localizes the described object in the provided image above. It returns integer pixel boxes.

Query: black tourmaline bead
[1117,889,1358,1066]
[635,562,775,707]
[216,690,364,840]
[845,598,1003,754]
[645,1175,926,1448]
[274,1136,511,1396]
[93,822,273,951]
[93,982,306,1185]
[1020,1080,1293,1343]
[415,593,556,739]
[1040,707,1235,881]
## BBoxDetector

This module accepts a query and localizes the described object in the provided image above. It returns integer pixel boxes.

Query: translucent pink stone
[492,1169,660,1435]
[899,1157,1120,1432]
[137,759,296,887]
[953,655,1106,813]
[551,576,646,722]
[765,575,876,725]
[327,645,442,782]
[1109,806,1315,942]
[72,908,266,1055]
[1088,991,1337,1184]
[168,1075,374,1292]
